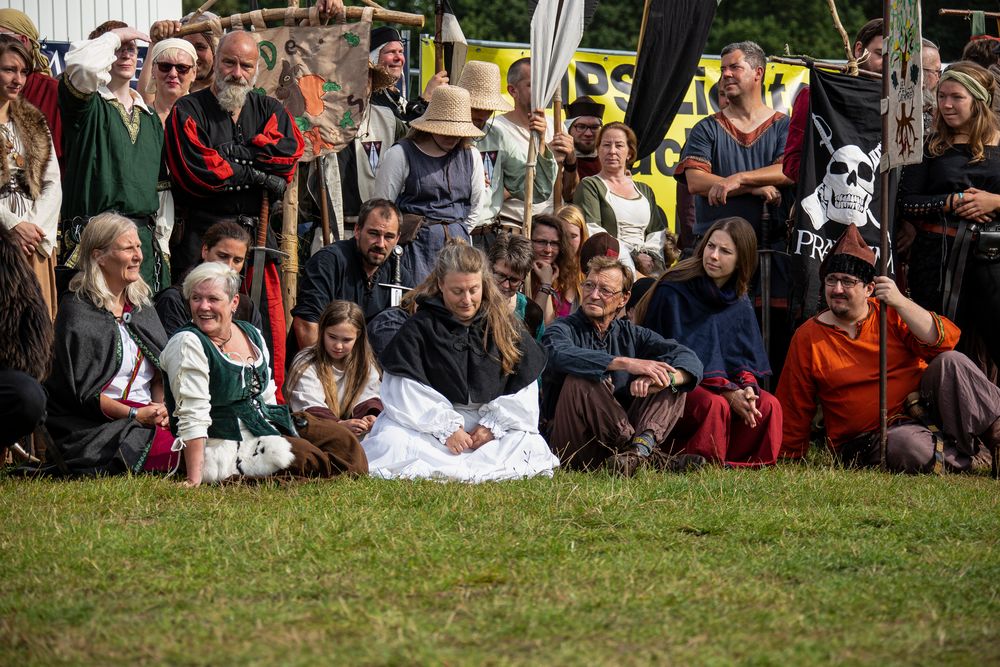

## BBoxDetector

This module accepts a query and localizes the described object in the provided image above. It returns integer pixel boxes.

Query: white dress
[362,372,559,482]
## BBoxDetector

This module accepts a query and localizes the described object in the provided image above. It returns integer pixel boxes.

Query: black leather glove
[221,143,256,165]
[249,169,287,200]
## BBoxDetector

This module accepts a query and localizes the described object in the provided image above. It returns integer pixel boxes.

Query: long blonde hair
[69,212,151,312]
[286,301,379,419]
[417,241,523,375]
[555,203,589,282]
[928,61,1000,163]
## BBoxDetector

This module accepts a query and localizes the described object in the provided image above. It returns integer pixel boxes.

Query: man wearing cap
[493,57,574,227]
[456,60,553,249]
[777,224,1000,474]
[59,21,168,291]
[0,9,62,170]
[560,96,604,202]
[370,26,447,123]
[542,256,704,476]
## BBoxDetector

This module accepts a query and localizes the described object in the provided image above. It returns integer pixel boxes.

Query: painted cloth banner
[255,21,373,161]
[886,0,924,167]
[421,38,808,232]
[790,68,897,320]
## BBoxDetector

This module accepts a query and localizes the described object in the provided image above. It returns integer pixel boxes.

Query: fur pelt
[200,435,295,483]
[0,225,52,379]
[2,98,51,199]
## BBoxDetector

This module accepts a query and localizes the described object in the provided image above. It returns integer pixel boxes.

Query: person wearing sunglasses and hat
[372,84,486,284]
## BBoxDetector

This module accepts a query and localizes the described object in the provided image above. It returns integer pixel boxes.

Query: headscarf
[145,39,198,94]
[0,9,50,76]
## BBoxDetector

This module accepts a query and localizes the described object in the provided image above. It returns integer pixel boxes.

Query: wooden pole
[523,133,538,237]
[939,8,1000,18]
[824,0,858,73]
[434,0,445,73]
[281,169,300,328]
[552,87,563,208]
[173,6,424,36]
[879,0,890,470]
[768,56,881,80]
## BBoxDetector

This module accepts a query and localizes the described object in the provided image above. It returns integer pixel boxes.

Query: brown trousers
[859,351,1000,473]
[284,411,369,478]
[548,375,687,470]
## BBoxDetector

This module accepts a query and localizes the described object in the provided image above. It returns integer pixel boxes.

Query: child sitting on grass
[285,301,382,439]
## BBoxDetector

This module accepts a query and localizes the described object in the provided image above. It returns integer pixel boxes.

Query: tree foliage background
[185,1,998,61]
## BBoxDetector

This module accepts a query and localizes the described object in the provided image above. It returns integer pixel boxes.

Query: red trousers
[668,385,782,467]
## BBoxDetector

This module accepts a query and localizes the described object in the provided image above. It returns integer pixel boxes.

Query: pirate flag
[788,68,897,320]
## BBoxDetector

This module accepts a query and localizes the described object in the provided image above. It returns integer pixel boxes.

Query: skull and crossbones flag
[789,68,898,320]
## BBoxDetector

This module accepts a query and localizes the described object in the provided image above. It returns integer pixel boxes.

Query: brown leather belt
[918,221,958,237]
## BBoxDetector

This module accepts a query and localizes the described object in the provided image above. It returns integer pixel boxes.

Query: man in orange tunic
[777,224,1000,473]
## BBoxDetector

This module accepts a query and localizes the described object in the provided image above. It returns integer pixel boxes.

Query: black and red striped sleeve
[250,101,304,183]
[164,103,250,198]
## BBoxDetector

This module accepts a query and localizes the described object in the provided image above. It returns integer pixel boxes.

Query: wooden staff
[878,0,890,470]
[825,0,857,73]
[318,158,332,246]
[282,170,300,325]
[434,0,445,73]
[173,5,424,37]
[939,8,1000,18]
[552,86,563,208]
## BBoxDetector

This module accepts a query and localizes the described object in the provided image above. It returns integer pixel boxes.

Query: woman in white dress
[363,242,559,482]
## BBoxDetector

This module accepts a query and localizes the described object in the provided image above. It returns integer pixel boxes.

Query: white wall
[0,0,183,43]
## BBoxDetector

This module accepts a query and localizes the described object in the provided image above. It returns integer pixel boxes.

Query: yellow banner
[421,38,809,231]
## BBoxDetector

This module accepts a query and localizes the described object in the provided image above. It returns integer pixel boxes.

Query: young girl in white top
[285,300,382,438]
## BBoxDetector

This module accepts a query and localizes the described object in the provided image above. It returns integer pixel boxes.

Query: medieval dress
[45,294,169,475]
[362,296,558,482]
[642,275,782,466]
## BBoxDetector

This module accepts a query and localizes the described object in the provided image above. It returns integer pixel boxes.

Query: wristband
[128,407,138,422]
[667,371,678,393]
[563,161,577,172]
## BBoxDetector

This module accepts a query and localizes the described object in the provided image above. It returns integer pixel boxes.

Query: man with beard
[59,22,168,292]
[292,198,410,349]
[165,29,303,391]
[559,96,604,202]
[369,26,447,123]
[777,224,1000,475]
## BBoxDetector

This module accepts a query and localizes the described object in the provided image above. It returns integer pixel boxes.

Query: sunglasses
[156,62,193,75]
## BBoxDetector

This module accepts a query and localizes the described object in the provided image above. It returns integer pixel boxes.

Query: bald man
[164,30,304,389]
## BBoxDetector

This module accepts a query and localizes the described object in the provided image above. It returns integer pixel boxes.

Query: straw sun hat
[410,84,484,138]
[456,61,514,112]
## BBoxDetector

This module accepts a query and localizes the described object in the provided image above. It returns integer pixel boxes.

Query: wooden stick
[824,0,856,72]
[174,6,424,36]
[281,170,300,326]
[552,88,563,209]
[768,55,882,80]
[939,8,1000,18]
[434,0,445,73]
[192,0,218,19]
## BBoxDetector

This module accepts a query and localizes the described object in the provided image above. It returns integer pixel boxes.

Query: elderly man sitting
[777,224,1000,474]
[541,257,704,475]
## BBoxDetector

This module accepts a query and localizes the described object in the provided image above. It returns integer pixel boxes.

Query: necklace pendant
[13,154,24,168]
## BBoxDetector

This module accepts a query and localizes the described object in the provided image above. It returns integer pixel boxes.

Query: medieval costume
[162,321,367,483]
[777,224,1000,473]
[898,144,1000,382]
[493,114,557,225]
[573,176,666,250]
[363,296,558,482]
[541,310,703,470]
[372,85,486,284]
[642,275,781,466]
[59,32,166,292]
[0,96,61,319]
[165,86,305,393]
[45,294,172,475]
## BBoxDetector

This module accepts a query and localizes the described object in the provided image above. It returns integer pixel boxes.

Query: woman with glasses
[529,213,579,325]
[363,241,558,481]
[632,217,781,467]
[138,38,197,283]
[573,121,666,257]
[488,233,545,340]
[899,61,1000,383]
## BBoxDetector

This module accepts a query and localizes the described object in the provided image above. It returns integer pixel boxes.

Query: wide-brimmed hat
[410,85,484,138]
[456,60,513,112]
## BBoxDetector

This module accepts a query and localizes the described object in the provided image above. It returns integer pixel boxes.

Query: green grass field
[2,463,998,666]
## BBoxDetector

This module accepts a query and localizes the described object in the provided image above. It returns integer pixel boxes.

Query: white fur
[201,435,295,482]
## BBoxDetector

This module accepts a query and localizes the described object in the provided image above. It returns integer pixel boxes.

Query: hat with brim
[566,96,605,128]
[410,85,484,138]
[456,60,513,112]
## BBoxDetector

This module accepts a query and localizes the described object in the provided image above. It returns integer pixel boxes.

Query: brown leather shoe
[606,448,646,477]
[650,450,707,473]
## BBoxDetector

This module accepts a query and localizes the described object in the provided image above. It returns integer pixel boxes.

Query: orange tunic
[777,299,960,457]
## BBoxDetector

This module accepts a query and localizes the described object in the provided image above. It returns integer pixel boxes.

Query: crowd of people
[1,7,1000,485]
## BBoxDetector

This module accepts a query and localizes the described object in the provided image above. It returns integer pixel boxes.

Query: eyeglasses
[115,44,138,57]
[823,275,863,289]
[156,62,193,75]
[581,280,623,299]
[531,239,560,249]
[922,67,942,77]
[492,270,524,289]
[572,123,602,134]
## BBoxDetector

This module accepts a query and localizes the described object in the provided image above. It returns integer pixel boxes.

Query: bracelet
[128,407,138,422]
[563,161,577,172]
[667,371,678,394]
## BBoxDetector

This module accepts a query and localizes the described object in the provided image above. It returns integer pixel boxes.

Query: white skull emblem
[802,142,881,231]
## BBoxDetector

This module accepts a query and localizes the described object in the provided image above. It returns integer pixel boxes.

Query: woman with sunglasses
[138,38,197,284]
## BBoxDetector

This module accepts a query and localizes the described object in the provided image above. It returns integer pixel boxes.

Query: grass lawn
[1,463,998,666]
